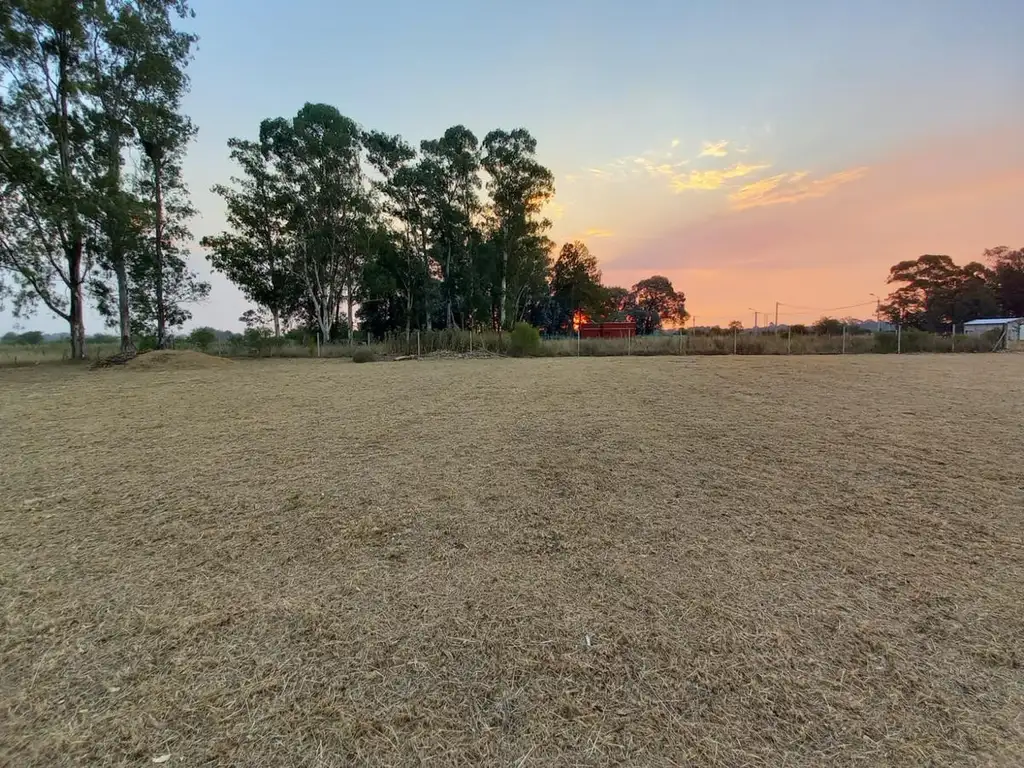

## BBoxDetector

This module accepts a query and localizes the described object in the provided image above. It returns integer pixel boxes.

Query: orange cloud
[730,168,868,210]
[671,162,770,192]
[699,140,729,158]
[583,228,614,238]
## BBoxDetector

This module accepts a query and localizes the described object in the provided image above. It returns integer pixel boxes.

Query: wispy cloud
[699,140,729,158]
[671,162,769,193]
[544,200,567,220]
[730,167,868,209]
[583,228,614,238]
[670,138,680,148]
[587,168,609,178]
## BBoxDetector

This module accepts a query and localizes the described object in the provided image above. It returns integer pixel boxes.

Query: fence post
[417,330,421,357]
[788,327,792,354]
[577,327,580,356]
[627,331,631,355]
[733,329,737,355]
[951,325,955,353]
[897,325,901,354]
[842,325,846,354]
[316,333,321,358]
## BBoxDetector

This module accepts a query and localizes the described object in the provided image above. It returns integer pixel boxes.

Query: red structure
[579,321,634,339]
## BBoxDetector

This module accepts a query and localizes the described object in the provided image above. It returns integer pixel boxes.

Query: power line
[778,301,876,313]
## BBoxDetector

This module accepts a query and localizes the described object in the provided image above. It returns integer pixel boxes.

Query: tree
[188,326,216,350]
[0,2,100,358]
[881,254,999,331]
[364,130,430,340]
[592,285,629,322]
[86,0,196,354]
[988,246,1024,317]
[264,104,369,344]
[550,240,602,332]
[202,135,301,337]
[17,330,44,345]
[123,132,208,339]
[481,129,554,328]
[813,317,844,336]
[418,126,483,329]
[727,320,743,332]
[624,276,688,334]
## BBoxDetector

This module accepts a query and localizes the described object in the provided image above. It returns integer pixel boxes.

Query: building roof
[963,317,1024,325]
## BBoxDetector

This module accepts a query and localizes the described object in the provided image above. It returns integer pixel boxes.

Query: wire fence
[2,323,1008,366]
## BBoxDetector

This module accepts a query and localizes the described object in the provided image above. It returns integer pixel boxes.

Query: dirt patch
[1,355,1023,766]
[121,349,232,371]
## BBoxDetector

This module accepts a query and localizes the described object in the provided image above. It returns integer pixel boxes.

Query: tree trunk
[271,308,281,338]
[445,243,453,329]
[68,237,87,360]
[153,158,167,348]
[346,277,354,345]
[499,246,508,329]
[114,256,135,355]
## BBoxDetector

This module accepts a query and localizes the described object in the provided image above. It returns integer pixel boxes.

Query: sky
[4,0,1024,333]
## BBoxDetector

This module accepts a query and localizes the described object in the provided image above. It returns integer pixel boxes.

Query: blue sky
[4,0,1023,333]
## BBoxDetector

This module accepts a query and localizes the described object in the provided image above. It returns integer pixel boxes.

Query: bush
[507,322,541,357]
[352,348,376,363]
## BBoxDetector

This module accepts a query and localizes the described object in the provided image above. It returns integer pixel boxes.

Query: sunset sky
[4,0,1023,332]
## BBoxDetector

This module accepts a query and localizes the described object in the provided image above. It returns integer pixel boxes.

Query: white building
[963,317,1024,341]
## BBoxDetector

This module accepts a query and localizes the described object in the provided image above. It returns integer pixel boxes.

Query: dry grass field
[1,354,1022,766]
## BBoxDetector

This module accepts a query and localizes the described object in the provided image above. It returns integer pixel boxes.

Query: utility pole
[748,308,759,334]
[775,301,780,330]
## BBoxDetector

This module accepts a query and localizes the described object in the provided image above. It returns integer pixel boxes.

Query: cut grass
[1,355,1022,766]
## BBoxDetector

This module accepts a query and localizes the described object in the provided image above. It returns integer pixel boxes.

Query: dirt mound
[123,349,232,371]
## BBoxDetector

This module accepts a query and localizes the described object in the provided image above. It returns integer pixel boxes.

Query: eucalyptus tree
[202,134,301,337]
[480,128,554,328]
[0,1,101,358]
[263,103,370,344]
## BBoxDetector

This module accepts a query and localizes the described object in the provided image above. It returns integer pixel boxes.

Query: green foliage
[625,276,687,334]
[15,331,44,346]
[352,348,377,363]
[189,327,217,350]
[202,137,302,336]
[550,241,603,332]
[508,322,541,357]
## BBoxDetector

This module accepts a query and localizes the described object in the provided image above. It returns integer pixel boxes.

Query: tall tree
[481,128,554,329]
[0,1,100,358]
[550,240,602,331]
[86,0,196,353]
[263,104,370,344]
[988,246,1024,317]
[364,129,429,340]
[202,135,300,337]
[419,125,482,329]
[127,144,208,338]
[881,254,999,330]
[625,275,687,334]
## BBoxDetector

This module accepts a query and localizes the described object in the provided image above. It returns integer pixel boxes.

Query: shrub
[507,322,541,357]
[352,348,376,363]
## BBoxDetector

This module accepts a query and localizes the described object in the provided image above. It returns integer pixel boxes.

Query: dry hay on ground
[1,355,1022,766]
[118,348,231,371]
